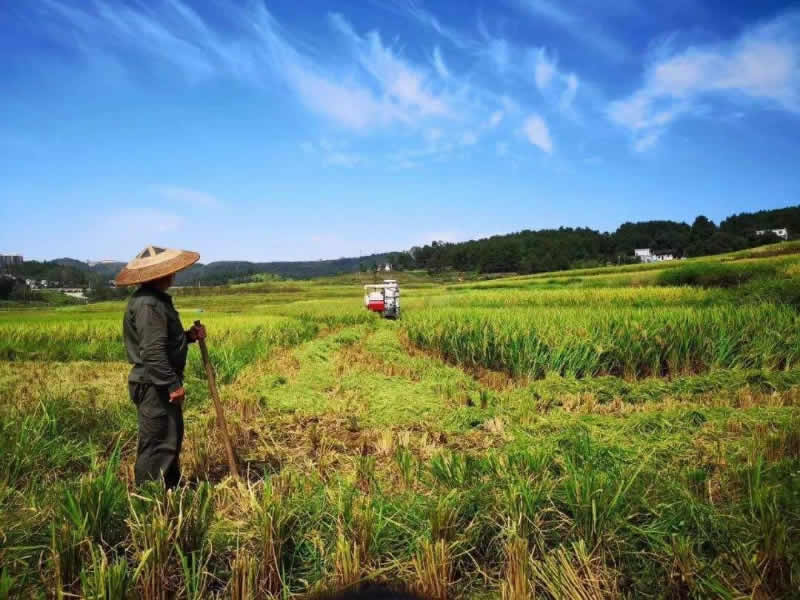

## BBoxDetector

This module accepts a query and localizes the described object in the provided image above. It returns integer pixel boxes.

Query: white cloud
[488,110,504,127]
[432,45,450,79]
[530,48,579,114]
[534,48,556,90]
[155,185,221,208]
[329,13,451,119]
[521,115,553,153]
[609,11,800,150]
[461,131,478,145]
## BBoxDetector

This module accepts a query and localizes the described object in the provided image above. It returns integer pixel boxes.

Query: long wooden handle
[195,320,239,479]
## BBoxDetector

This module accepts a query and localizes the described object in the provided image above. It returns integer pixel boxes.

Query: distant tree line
[387,205,798,275]
[5,205,797,287]
[2,261,93,286]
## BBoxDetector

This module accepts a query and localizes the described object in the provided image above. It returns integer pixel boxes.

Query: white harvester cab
[364,280,400,319]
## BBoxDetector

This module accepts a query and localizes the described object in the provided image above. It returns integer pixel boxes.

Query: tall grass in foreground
[2,391,798,598]
[404,304,800,379]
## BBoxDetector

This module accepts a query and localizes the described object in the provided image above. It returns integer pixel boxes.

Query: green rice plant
[333,530,363,587]
[530,540,619,600]
[79,542,130,600]
[742,457,791,593]
[557,434,645,546]
[337,491,377,559]
[404,304,800,379]
[429,491,462,543]
[176,545,211,600]
[356,454,377,491]
[0,313,318,385]
[0,399,90,492]
[500,474,553,541]
[128,489,180,600]
[169,482,214,555]
[429,452,486,488]
[48,519,87,598]
[250,475,298,595]
[657,261,781,288]
[62,445,128,547]
[0,568,14,600]
[393,446,416,488]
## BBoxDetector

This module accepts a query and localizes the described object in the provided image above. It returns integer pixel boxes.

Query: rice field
[1,246,799,599]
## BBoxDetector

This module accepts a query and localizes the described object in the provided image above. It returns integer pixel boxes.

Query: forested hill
[407,205,799,274]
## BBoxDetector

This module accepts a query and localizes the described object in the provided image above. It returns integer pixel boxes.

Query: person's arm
[139,303,182,396]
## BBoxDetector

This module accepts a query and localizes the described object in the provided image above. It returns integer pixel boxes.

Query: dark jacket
[123,285,190,394]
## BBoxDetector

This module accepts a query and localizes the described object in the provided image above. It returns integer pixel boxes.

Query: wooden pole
[194,320,239,479]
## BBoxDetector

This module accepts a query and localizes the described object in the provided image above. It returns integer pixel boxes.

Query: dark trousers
[129,382,184,489]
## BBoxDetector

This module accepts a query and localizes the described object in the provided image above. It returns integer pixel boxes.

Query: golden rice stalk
[413,538,452,600]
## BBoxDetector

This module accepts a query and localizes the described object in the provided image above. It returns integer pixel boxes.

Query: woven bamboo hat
[115,245,200,286]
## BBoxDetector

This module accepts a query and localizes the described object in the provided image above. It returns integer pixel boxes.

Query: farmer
[115,246,205,489]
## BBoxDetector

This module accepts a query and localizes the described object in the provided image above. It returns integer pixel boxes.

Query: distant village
[0,254,119,301]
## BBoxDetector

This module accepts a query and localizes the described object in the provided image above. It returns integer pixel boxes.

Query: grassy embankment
[1,243,799,598]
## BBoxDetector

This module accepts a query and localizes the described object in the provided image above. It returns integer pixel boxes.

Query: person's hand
[187,323,206,342]
[169,386,185,405]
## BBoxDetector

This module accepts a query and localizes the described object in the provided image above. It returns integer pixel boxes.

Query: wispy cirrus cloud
[477,15,511,73]
[40,1,459,132]
[376,0,475,50]
[531,48,580,115]
[432,46,450,79]
[609,11,800,151]
[38,0,566,162]
[329,13,451,118]
[511,0,630,62]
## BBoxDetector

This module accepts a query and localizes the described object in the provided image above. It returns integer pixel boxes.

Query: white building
[634,248,675,263]
[756,228,788,240]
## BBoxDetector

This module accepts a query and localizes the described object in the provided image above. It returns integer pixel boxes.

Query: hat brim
[115,251,200,286]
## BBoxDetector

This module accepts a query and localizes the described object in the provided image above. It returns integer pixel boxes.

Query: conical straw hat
[115,245,200,286]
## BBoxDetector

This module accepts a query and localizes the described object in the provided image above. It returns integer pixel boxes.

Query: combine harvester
[364,280,400,319]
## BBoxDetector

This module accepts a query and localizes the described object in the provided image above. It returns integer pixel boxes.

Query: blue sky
[1,0,799,262]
